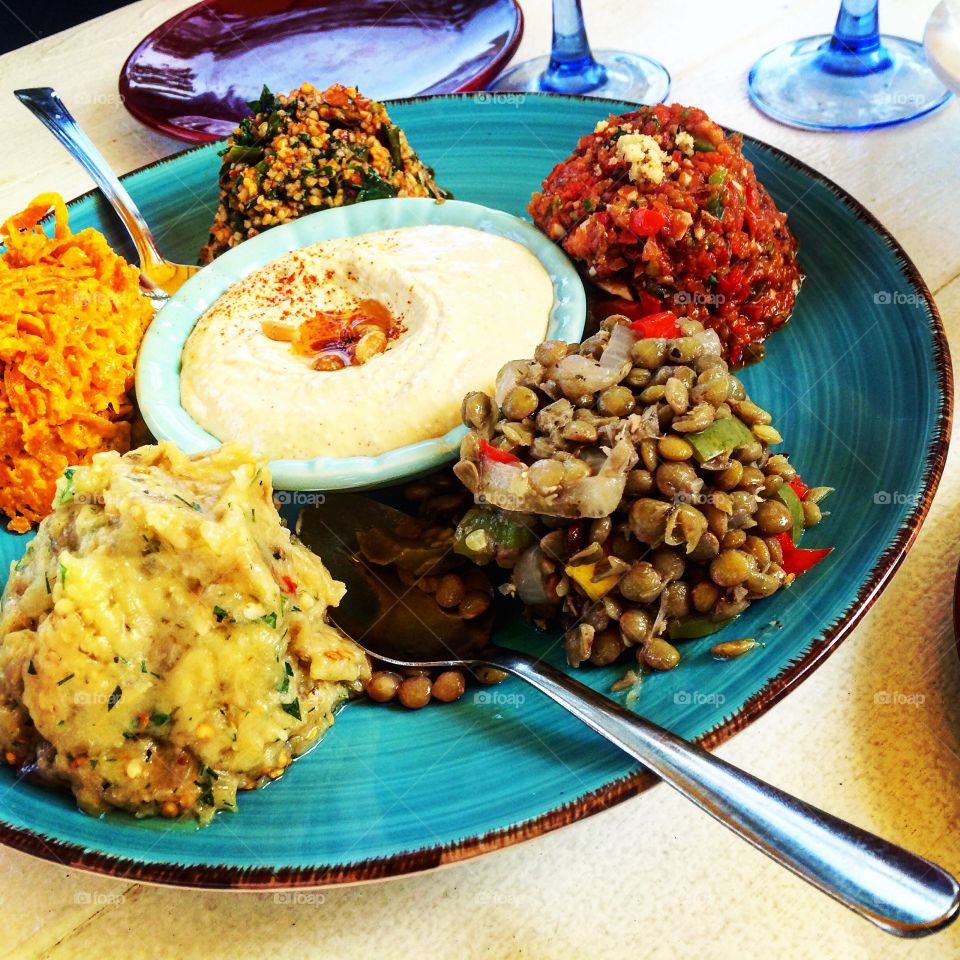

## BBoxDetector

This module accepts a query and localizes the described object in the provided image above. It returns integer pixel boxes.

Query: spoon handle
[14,87,166,281]
[487,648,959,938]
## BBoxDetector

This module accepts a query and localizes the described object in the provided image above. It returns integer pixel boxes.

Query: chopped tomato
[629,207,667,237]
[787,476,809,499]
[280,576,298,594]
[630,311,680,339]
[594,292,662,323]
[479,439,520,464]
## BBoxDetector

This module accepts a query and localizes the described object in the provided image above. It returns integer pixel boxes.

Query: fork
[14,87,200,298]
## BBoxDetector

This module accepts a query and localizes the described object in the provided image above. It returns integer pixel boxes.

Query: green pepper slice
[686,417,755,464]
[454,508,535,564]
[774,483,805,546]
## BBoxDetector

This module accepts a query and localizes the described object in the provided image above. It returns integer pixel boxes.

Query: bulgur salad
[200,82,450,263]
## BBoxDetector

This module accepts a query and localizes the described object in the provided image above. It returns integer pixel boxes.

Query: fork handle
[14,87,166,283]
[485,648,960,938]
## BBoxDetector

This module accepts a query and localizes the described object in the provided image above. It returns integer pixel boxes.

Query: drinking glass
[748,0,951,130]
[924,0,960,95]
[489,0,670,102]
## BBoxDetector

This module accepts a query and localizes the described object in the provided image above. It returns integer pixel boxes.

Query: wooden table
[1,1,959,956]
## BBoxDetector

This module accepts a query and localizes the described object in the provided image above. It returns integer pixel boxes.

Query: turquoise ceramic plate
[136,197,586,490]
[0,95,950,887]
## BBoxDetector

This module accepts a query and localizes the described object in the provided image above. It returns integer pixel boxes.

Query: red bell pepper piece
[280,575,298,594]
[787,476,809,499]
[774,532,832,576]
[594,291,662,324]
[479,439,520,465]
[629,207,667,237]
[630,311,680,339]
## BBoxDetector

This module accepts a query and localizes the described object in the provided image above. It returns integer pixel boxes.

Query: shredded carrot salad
[0,193,154,533]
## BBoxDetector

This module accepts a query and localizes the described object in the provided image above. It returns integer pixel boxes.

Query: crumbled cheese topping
[675,130,695,157]
[615,134,669,185]
[594,119,610,133]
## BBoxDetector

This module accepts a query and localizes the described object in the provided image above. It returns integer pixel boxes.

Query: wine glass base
[490,50,670,104]
[748,34,951,130]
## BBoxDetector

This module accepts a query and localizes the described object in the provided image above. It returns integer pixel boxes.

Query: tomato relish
[528,103,802,365]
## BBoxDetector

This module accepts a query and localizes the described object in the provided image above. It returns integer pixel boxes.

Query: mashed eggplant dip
[181,224,555,459]
[0,442,369,823]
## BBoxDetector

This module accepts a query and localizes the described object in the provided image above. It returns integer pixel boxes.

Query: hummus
[180,224,554,459]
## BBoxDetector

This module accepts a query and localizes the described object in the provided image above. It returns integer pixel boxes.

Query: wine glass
[489,0,670,103]
[924,0,960,95]
[748,0,952,130]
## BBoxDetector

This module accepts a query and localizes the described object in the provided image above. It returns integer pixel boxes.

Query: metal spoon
[298,493,960,939]
[14,87,200,298]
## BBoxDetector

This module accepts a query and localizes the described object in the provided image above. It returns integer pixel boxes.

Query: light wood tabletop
[1,0,960,957]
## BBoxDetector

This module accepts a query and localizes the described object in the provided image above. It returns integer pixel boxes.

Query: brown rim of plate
[117,0,525,143]
[3,94,953,889]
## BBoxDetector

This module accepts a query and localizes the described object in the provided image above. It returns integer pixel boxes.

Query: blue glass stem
[541,0,608,94]
[822,0,892,75]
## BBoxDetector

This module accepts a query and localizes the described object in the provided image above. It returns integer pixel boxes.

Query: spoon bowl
[298,493,960,938]
[296,493,493,665]
[14,87,200,298]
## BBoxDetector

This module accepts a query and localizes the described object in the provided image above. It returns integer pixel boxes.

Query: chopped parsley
[354,167,398,202]
[107,685,123,711]
[280,699,302,721]
[89,759,97,769]
[55,467,76,505]
[173,494,201,511]
[58,561,67,586]
[44,573,51,594]
[213,605,229,623]
[246,83,277,115]
[150,710,171,727]
[261,612,278,629]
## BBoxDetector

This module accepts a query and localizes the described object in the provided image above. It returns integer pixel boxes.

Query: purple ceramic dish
[119,0,523,142]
